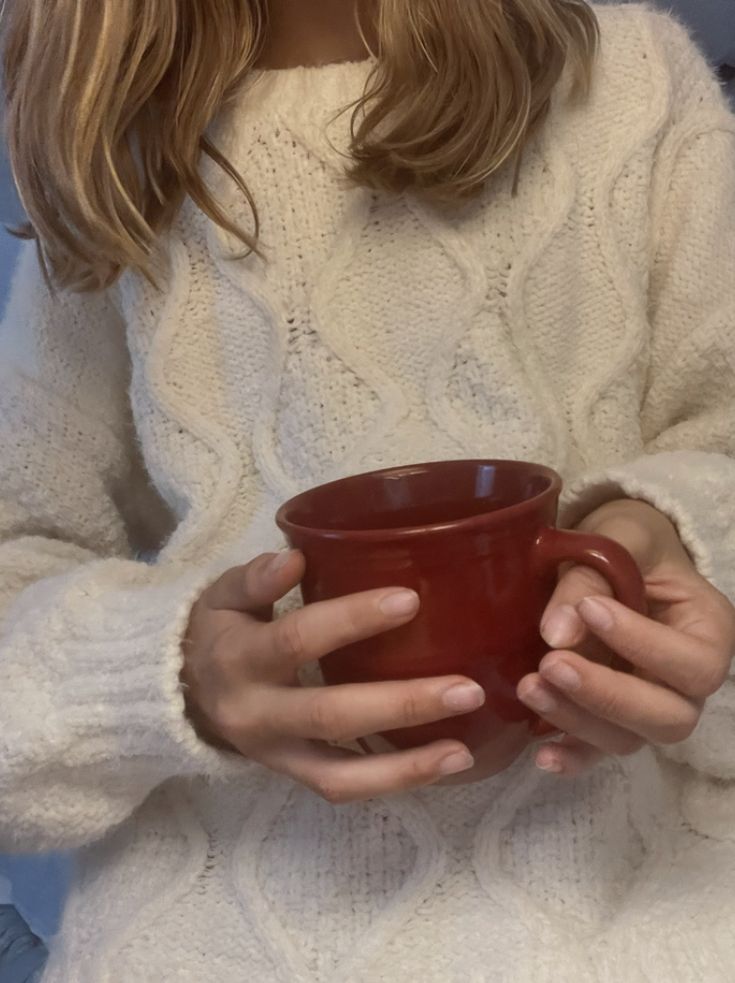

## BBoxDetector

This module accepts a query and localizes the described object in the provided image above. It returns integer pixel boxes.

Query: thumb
[203,550,305,614]
[540,564,614,650]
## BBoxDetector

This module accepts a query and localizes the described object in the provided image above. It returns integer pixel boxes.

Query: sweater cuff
[35,561,246,783]
[559,450,735,781]
[559,451,729,588]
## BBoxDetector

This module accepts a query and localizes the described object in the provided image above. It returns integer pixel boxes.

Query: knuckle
[702,590,735,657]
[275,613,308,663]
[312,775,352,805]
[244,552,275,590]
[209,620,244,667]
[238,564,257,603]
[684,661,728,700]
[658,711,700,746]
[565,566,610,598]
[202,637,248,685]
[305,695,346,741]
[712,587,735,627]
[200,574,225,606]
[212,694,265,748]
[211,700,246,743]
[594,689,627,722]
[399,690,425,727]
[330,602,365,650]
[210,565,249,605]
[407,751,437,786]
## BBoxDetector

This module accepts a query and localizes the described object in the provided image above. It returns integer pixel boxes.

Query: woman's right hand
[181,550,485,803]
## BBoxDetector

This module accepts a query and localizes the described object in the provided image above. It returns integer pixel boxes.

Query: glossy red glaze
[276,460,646,778]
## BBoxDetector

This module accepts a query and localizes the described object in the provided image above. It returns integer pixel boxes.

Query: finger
[577,594,732,699]
[250,676,486,744]
[203,550,305,613]
[518,673,647,756]
[530,651,701,746]
[258,587,421,670]
[256,738,475,804]
[535,735,606,778]
[540,565,614,650]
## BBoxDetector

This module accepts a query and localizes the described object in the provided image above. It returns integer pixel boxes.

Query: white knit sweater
[2,5,735,981]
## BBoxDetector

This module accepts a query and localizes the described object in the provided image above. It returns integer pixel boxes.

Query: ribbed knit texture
[1,6,734,981]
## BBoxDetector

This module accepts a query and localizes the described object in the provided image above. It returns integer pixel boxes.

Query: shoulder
[590,3,733,133]
[594,2,708,73]
[1,241,130,425]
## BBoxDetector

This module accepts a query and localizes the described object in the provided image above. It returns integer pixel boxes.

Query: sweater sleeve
[0,245,243,853]
[561,19,735,780]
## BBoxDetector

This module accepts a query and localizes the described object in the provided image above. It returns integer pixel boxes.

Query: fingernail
[439,749,475,775]
[579,597,615,632]
[270,550,295,572]
[541,659,582,692]
[379,590,420,618]
[442,682,486,712]
[541,604,580,648]
[536,752,563,774]
[518,683,558,714]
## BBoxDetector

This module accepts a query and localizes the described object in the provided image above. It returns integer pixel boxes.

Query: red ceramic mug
[276,460,646,779]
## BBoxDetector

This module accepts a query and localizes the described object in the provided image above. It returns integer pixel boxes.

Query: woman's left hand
[517,498,735,777]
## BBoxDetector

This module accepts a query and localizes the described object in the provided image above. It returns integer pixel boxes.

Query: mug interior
[280,460,555,534]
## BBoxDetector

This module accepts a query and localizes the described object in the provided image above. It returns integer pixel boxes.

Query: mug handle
[530,527,648,738]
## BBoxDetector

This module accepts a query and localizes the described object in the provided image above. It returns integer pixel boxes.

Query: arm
[0,245,240,853]
[0,244,479,850]
[558,25,735,779]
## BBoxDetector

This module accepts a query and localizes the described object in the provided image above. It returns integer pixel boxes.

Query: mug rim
[275,459,562,542]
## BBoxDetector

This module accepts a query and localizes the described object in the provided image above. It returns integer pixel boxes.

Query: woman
[1,0,734,979]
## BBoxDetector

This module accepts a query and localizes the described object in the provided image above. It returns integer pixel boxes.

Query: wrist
[575,497,664,530]
[574,498,689,569]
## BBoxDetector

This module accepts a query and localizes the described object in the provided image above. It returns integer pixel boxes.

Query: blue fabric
[0,856,71,943]
[0,907,48,983]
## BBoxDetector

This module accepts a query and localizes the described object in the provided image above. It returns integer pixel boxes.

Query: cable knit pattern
[1,6,734,980]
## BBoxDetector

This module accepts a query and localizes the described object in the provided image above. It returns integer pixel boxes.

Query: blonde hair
[2,0,598,292]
